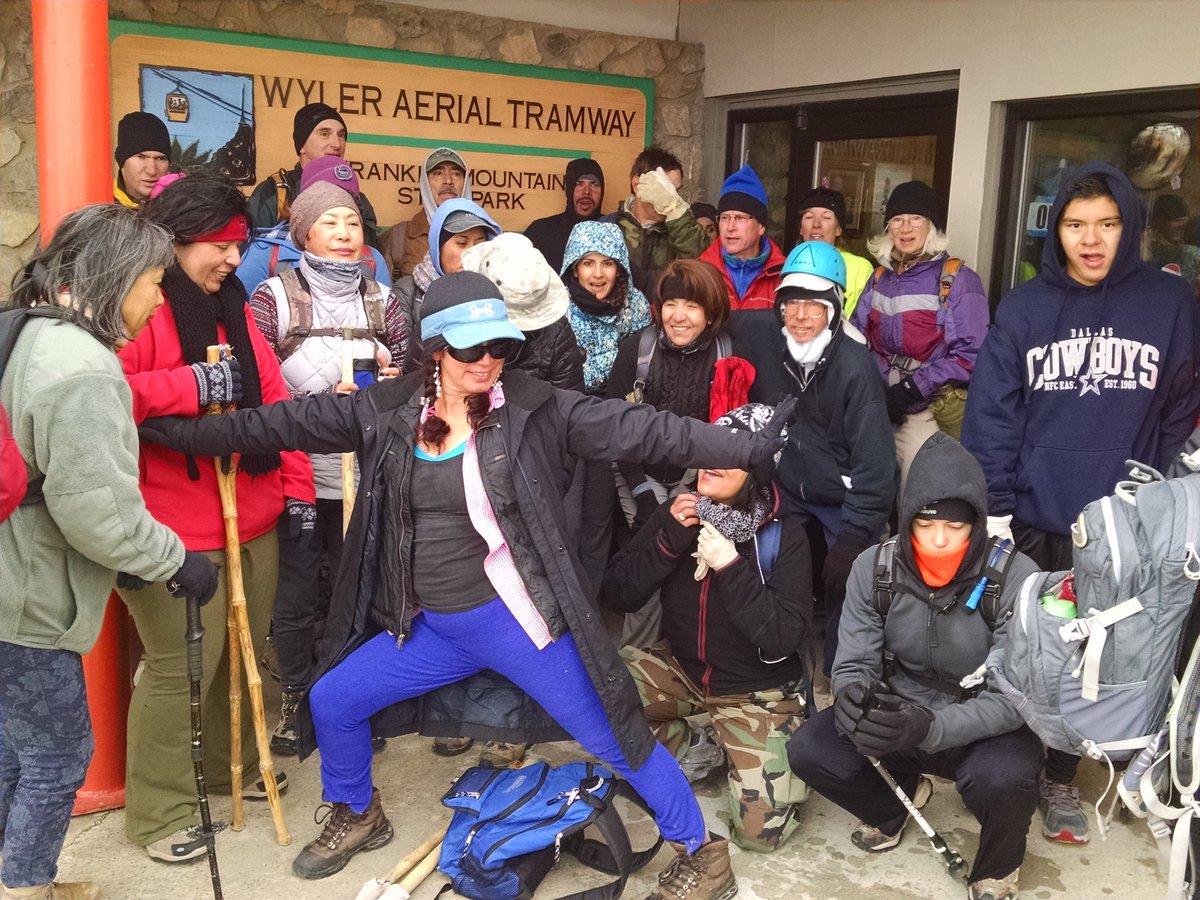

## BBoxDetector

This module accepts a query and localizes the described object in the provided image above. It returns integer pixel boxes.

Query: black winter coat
[602,484,811,695]
[508,316,587,392]
[730,310,896,543]
[148,370,761,765]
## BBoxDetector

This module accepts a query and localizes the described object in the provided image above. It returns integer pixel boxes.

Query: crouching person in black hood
[786,433,1044,900]
[137,270,795,900]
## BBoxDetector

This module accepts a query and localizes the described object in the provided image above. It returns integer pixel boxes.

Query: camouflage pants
[621,642,809,852]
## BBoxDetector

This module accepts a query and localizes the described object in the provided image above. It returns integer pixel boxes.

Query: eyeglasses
[782,299,829,320]
[718,213,754,226]
[887,214,927,230]
[445,339,519,364]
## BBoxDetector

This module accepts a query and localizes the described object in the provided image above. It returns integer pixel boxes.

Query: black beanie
[914,497,977,525]
[292,103,346,154]
[114,112,171,167]
[798,187,847,229]
[884,181,940,229]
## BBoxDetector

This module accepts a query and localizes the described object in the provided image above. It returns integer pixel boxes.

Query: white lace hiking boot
[645,837,737,900]
[968,867,1019,899]
[1037,772,1089,844]
[850,775,933,852]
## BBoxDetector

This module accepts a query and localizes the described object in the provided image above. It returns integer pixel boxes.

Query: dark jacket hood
[898,432,990,575]
[562,158,605,215]
[1042,160,1145,289]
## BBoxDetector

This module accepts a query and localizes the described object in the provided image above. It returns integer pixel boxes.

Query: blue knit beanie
[718,164,768,224]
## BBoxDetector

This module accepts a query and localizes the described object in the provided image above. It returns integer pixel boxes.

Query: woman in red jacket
[117,173,315,864]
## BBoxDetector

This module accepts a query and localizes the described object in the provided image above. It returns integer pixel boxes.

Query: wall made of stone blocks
[0,1,704,292]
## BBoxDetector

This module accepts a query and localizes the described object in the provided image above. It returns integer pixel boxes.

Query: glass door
[728,91,957,255]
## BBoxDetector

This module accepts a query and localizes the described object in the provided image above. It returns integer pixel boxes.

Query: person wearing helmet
[603,401,812,853]
[729,241,895,677]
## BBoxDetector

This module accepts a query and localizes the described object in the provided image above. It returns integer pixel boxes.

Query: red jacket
[119,297,314,551]
[699,238,785,311]
[0,404,25,522]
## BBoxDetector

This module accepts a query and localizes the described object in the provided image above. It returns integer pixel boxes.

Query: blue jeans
[0,642,94,888]
[310,598,707,851]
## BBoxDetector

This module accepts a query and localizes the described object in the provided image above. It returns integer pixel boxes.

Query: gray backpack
[986,462,1200,768]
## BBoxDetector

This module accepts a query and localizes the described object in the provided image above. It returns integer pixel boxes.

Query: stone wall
[0,1,704,291]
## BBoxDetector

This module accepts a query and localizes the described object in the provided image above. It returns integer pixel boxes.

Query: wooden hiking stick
[354,833,444,900]
[206,345,291,845]
[340,326,355,534]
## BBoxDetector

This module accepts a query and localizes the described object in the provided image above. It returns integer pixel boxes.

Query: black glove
[632,491,661,532]
[166,550,220,606]
[657,512,698,557]
[746,395,799,468]
[823,532,870,602]
[851,688,935,756]
[884,377,923,425]
[833,681,872,738]
[138,416,189,452]
[285,498,317,545]
[116,571,149,591]
[191,357,243,409]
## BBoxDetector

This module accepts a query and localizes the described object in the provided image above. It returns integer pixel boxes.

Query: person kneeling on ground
[603,402,812,852]
[786,432,1044,900]
[137,270,797,900]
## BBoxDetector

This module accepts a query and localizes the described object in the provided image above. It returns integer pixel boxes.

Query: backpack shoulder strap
[561,777,664,900]
[715,332,732,360]
[755,519,783,583]
[272,167,291,222]
[267,243,281,278]
[938,257,964,307]
[971,537,1016,629]
[360,278,388,345]
[633,328,656,388]
[276,268,313,361]
[873,264,888,283]
[871,537,900,619]
[0,307,65,377]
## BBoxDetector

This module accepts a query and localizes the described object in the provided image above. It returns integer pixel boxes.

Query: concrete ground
[57,672,1167,900]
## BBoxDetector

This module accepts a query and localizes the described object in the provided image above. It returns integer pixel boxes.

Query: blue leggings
[310,598,706,850]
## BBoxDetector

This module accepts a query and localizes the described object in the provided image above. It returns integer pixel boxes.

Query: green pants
[118,529,277,847]
[622,642,809,852]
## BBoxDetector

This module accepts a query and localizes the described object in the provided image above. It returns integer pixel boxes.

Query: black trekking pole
[187,595,225,900]
[867,755,969,881]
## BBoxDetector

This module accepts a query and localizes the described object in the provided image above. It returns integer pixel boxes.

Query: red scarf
[911,537,970,588]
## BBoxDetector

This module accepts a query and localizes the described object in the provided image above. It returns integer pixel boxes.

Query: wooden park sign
[109,20,654,231]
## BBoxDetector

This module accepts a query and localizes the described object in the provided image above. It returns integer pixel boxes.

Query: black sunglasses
[446,339,519,364]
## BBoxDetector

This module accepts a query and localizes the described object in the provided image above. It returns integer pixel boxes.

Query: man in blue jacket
[963,160,1200,845]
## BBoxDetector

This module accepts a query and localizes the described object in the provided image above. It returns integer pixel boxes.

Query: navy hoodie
[963,161,1200,535]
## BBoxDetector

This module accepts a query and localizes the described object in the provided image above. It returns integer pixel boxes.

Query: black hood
[1041,160,1145,289]
[562,158,605,217]
[898,432,989,576]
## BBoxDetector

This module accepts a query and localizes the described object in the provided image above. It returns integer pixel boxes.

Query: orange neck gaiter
[911,537,970,589]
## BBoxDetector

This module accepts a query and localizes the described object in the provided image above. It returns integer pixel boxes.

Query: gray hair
[866,219,952,266]
[5,204,175,347]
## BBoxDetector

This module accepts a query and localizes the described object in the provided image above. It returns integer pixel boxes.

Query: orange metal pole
[31,0,112,238]
[32,0,128,813]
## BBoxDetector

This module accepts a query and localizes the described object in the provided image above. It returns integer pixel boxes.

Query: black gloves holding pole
[117,550,220,605]
[834,680,935,757]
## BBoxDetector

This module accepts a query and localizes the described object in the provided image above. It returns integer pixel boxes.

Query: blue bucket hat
[419,271,525,350]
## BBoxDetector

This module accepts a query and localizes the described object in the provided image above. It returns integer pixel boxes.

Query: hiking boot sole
[291,821,394,880]
[1042,824,1089,844]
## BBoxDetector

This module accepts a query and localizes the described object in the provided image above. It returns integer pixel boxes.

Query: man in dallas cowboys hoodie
[963,159,1200,845]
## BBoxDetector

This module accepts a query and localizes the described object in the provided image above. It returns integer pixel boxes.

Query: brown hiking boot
[291,787,394,879]
[478,741,527,768]
[646,837,737,900]
[1,883,101,900]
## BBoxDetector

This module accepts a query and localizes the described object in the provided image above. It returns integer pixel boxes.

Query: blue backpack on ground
[438,761,663,900]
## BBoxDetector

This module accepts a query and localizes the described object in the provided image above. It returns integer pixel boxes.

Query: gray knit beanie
[289,182,357,249]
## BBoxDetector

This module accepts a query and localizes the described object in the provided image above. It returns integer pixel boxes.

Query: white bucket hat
[460,233,569,332]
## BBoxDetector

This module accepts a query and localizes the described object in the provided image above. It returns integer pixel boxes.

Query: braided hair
[418,354,493,452]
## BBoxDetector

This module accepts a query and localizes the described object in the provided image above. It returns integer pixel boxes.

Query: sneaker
[1037,772,1089,844]
[145,821,226,863]
[271,690,302,757]
[0,883,102,900]
[646,837,737,900]
[849,775,933,852]
[478,741,527,768]
[372,735,387,754]
[432,735,474,756]
[968,868,1019,899]
[678,725,726,784]
[243,770,288,800]
[291,788,394,879]
[259,634,281,683]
